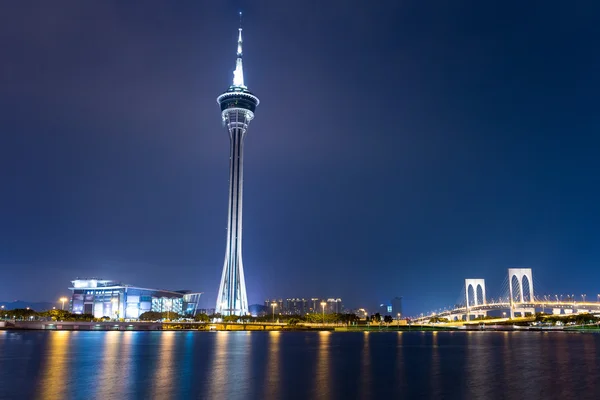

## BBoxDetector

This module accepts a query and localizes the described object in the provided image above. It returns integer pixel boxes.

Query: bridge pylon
[465,279,486,320]
[508,268,534,318]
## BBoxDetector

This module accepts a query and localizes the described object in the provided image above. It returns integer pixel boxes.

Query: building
[379,303,392,316]
[285,298,307,315]
[68,279,202,320]
[183,293,203,317]
[326,298,343,314]
[264,297,343,314]
[309,298,321,313]
[215,15,260,316]
[391,296,403,318]
[264,299,284,314]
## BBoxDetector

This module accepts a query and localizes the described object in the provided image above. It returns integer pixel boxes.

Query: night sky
[1,1,599,315]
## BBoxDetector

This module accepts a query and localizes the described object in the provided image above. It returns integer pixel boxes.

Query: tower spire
[233,12,245,88]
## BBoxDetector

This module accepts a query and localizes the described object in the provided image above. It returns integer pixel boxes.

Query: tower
[215,14,259,316]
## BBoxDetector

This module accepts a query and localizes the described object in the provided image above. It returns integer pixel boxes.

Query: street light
[271,302,277,323]
[59,297,68,311]
[320,302,327,326]
[582,294,586,303]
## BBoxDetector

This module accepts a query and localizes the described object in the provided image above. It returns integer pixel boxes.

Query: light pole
[582,294,586,303]
[271,302,277,323]
[59,297,68,311]
[320,301,326,326]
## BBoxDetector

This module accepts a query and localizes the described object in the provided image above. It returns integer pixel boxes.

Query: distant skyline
[1,1,600,315]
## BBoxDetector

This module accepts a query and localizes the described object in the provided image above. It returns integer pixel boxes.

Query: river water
[0,330,598,399]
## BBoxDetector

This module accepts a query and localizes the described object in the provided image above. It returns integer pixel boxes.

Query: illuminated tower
[215,15,259,316]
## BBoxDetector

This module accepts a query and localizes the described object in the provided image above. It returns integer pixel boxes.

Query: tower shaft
[216,109,251,316]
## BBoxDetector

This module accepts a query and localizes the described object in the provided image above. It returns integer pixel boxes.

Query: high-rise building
[326,298,343,314]
[391,296,403,318]
[309,298,321,313]
[285,298,307,315]
[264,299,284,313]
[215,15,260,316]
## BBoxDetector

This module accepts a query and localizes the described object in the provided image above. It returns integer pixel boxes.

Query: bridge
[413,268,600,323]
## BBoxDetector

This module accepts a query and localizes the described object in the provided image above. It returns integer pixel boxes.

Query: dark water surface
[1,330,599,399]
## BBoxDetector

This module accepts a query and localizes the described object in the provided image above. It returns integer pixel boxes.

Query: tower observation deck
[215,14,259,316]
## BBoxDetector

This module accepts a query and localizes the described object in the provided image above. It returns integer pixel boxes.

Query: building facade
[264,297,343,315]
[69,279,201,320]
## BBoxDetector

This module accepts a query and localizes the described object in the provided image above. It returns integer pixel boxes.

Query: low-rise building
[68,279,201,320]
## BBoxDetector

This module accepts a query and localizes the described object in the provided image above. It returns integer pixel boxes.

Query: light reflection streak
[207,332,229,398]
[394,332,405,396]
[119,332,134,395]
[264,331,281,400]
[150,331,176,400]
[554,333,574,397]
[430,331,441,397]
[465,332,488,398]
[94,331,121,398]
[314,331,331,400]
[359,332,371,400]
[35,331,70,400]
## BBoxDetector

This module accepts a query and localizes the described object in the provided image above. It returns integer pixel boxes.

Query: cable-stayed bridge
[413,268,600,323]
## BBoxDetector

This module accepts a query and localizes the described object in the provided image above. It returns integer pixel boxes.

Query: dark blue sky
[1,1,599,315]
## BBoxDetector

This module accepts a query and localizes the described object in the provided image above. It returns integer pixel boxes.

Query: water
[0,330,599,399]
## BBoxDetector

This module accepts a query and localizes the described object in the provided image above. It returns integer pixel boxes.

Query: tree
[223,315,239,323]
[161,311,181,321]
[139,311,162,321]
[194,313,210,322]
[383,315,393,324]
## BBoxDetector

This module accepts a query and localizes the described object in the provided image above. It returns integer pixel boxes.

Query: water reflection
[430,331,441,398]
[263,331,281,400]
[4,330,600,399]
[466,332,489,398]
[35,331,69,400]
[583,334,597,389]
[207,332,229,397]
[150,331,176,399]
[314,331,332,399]
[359,332,371,400]
[394,332,405,397]
[94,331,122,398]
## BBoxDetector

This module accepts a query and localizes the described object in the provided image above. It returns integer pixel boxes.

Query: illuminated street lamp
[320,301,327,325]
[59,297,68,311]
[271,302,277,323]
[582,294,586,303]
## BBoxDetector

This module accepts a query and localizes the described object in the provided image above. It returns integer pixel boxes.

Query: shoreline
[1,320,598,333]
